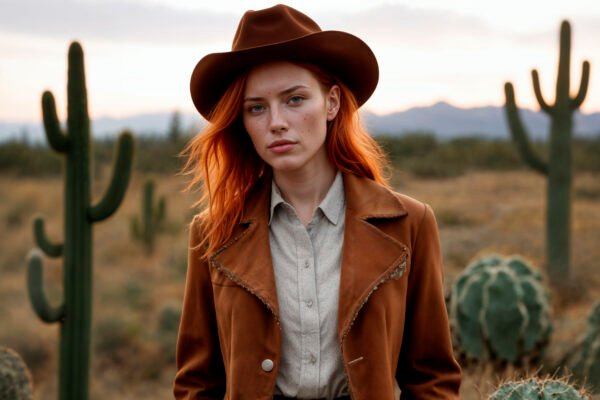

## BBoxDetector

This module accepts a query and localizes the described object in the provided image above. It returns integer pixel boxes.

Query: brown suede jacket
[174,173,462,399]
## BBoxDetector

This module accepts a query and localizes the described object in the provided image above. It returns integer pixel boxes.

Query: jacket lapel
[337,173,409,341]
[209,176,281,322]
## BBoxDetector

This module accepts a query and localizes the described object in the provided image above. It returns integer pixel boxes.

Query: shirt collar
[269,181,286,225]
[269,171,345,226]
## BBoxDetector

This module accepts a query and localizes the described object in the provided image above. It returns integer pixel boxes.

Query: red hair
[179,63,389,257]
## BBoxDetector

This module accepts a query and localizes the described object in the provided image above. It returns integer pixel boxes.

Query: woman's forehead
[244,61,319,95]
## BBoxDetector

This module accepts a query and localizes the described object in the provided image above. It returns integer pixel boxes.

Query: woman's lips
[268,140,296,153]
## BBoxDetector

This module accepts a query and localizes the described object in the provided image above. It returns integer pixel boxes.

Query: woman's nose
[269,107,288,133]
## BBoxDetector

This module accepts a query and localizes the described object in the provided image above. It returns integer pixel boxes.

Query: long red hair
[178,63,389,257]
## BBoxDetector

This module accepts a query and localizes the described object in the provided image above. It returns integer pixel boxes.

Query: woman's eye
[247,104,265,113]
[288,95,304,105]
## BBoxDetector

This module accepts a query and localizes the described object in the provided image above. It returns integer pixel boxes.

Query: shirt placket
[294,214,321,399]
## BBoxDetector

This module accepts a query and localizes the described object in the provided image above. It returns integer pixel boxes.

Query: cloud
[3,1,600,50]
[0,0,238,44]
[320,4,496,46]
[0,1,503,47]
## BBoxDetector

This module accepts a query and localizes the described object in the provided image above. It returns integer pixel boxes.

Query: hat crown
[232,4,322,51]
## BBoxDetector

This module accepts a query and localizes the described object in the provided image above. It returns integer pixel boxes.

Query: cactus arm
[88,131,134,222]
[504,82,549,175]
[572,60,590,109]
[157,197,166,223]
[41,92,69,153]
[67,42,89,140]
[33,216,63,258]
[26,249,65,323]
[556,20,571,105]
[131,216,141,239]
[531,70,553,115]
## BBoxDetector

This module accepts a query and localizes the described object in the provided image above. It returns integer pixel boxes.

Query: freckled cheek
[307,115,327,138]
[300,110,323,128]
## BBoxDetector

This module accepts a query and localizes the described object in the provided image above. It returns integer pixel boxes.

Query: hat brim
[190,30,379,120]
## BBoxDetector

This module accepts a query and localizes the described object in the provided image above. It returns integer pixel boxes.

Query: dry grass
[1,167,599,399]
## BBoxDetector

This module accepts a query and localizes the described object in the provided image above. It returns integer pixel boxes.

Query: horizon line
[2,99,600,124]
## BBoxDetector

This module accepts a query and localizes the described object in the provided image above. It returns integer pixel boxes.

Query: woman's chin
[268,159,306,174]
[270,164,302,174]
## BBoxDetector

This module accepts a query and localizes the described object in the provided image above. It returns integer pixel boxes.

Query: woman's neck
[273,161,337,226]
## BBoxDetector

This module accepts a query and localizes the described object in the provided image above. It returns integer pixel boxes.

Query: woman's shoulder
[345,173,432,222]
[390,190,428,214]
[188,212,205,232]
[371,179,431,221]
[187,212,210,248]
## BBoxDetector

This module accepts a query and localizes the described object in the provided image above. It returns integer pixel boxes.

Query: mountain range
[362,101,600,140]
[2,101,599,144]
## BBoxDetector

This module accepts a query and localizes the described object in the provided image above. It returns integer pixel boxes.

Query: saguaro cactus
[25,42,134,400]
[503,20,590,283]
[131,179,166,253]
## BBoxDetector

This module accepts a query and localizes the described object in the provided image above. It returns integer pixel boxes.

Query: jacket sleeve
[396,204,461,399]
[173,215,226,399]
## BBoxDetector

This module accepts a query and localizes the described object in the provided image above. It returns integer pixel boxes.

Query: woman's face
[242,61,340,175]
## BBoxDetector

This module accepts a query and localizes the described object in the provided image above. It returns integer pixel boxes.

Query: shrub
[156,302,181,364]
[0,142,61,177]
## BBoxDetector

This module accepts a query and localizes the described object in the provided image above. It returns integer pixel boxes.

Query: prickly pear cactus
[564,301,600,391]
[449,255,552,364]
[489,378,588,400]
[0,347,33,400]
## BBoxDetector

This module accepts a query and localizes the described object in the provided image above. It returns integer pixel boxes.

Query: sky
[1,0,600,123]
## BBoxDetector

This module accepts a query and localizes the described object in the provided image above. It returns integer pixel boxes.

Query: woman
[175,4,461,399]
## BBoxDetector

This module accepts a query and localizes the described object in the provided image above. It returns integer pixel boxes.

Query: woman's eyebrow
[244,85,308,102]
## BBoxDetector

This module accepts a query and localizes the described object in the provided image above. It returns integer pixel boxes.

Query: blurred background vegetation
[3,130,600,179]
[2,125,600,398]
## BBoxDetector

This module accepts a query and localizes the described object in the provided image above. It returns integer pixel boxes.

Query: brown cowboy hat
[190,4,379,120]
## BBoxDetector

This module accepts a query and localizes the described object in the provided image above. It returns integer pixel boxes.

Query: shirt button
[261,359,274,372]
[306,300,313,308]
[309,354,317,364]
[304,260,309,268]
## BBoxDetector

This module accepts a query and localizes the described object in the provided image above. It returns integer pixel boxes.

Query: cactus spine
[449,255,552,364]
[489,378,589,400]
[0,347,33,400]
[503,20,590,284]
[131,179,166,253]
[25,42,134,400]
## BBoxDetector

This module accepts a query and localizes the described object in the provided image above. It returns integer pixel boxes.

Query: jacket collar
[269,171,345,226]
[210,172,409,336]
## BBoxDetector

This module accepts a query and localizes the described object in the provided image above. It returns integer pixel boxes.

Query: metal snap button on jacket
[261,358,274,372]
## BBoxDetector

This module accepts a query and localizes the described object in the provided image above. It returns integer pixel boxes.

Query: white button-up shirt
[269,172,349,399]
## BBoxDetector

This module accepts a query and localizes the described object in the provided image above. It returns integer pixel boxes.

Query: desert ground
[1,166,599,398]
